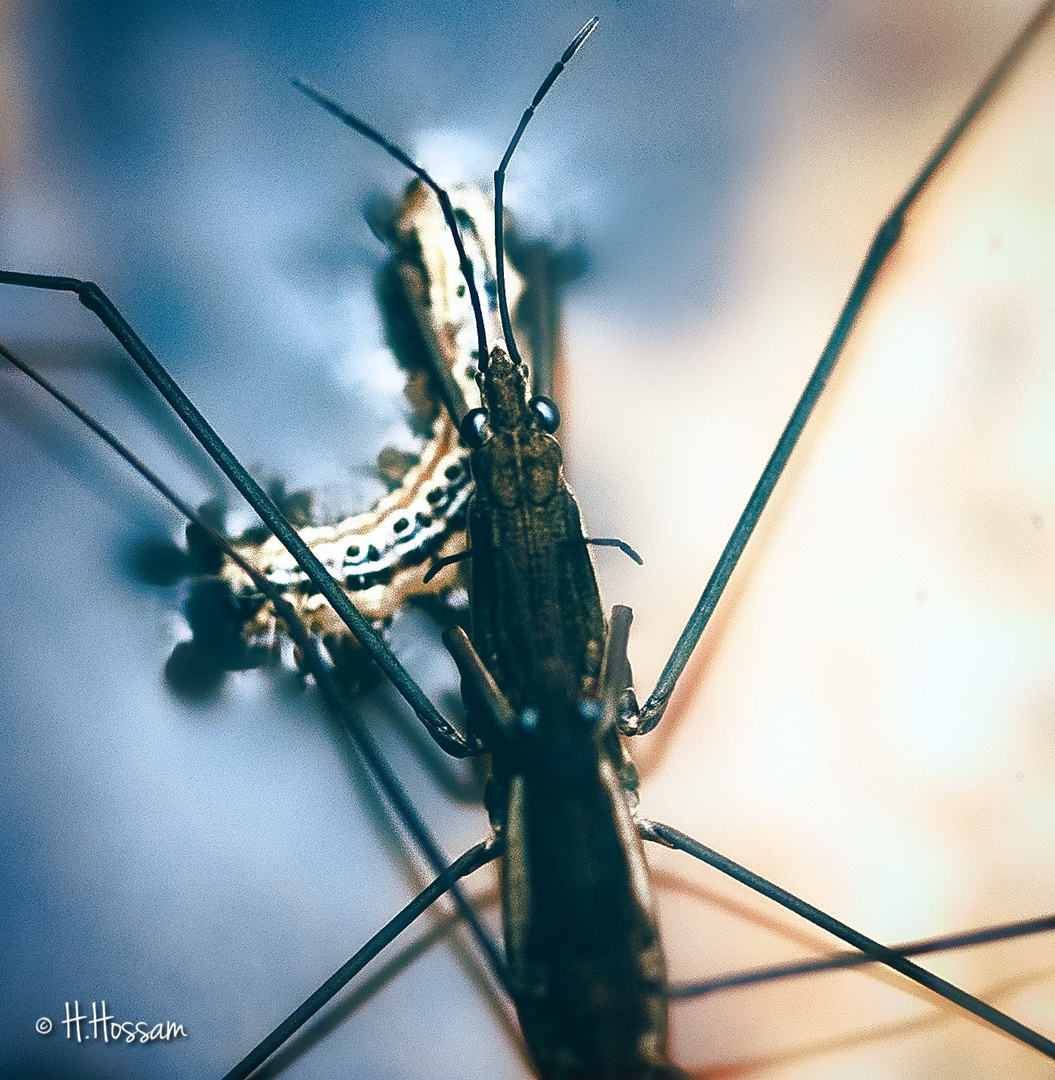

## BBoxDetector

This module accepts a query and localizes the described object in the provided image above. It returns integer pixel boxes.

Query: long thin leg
[603,603,1055,1054]
[641,818,1055,1059]
[0,271,475,757]
[220,838,501,1080]
[671,912,1055,999]
[0,340,510,995]
[601,594,1055,1036]
[633,0,1055,732]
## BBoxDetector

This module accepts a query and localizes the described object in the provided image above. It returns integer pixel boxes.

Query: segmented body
[461,346,673,1078]
[209,184,532,656]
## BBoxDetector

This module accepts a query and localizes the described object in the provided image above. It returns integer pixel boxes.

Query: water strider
[2,3,1055,1077]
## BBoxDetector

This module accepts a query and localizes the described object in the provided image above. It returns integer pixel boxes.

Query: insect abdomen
[500,686,676,1080]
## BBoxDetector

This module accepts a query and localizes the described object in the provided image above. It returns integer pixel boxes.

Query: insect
[2,2,1055,1078]
[166,178,544,698]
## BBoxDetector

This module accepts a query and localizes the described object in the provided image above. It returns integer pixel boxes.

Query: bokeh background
[1,1,1054,1078]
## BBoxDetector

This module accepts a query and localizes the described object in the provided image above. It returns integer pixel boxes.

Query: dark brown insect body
[460,345,675,1079]
[468,348,604,709]
[497,681,670,1080]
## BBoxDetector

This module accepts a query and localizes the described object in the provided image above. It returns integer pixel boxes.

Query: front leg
[0,269,477,756]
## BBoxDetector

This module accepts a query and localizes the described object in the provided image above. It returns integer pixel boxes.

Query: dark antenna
[294,16,597,378]
[495,16,598,369]
[292,78,492,375]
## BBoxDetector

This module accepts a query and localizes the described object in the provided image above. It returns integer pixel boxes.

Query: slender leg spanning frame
[630,0,1055,731]
[2,4,1053,1075]
[0,340,510,995]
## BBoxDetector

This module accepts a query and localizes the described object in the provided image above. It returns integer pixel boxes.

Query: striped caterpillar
[168,180,576,693]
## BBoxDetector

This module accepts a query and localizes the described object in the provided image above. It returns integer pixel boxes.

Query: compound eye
[459,408,489,448]
[529,395,561,433]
